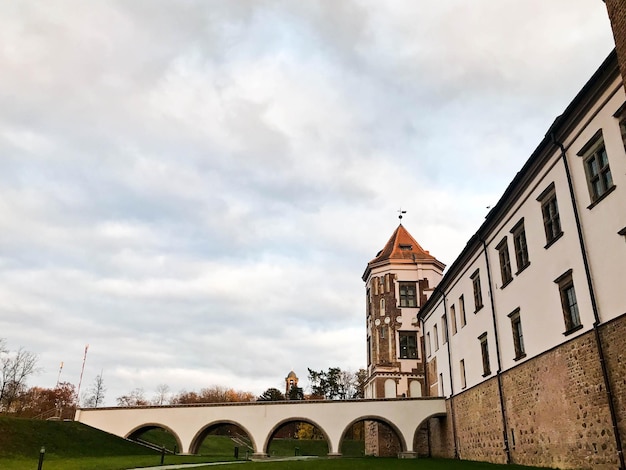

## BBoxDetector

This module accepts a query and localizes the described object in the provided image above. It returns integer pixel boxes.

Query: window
[438,373,444,396]
[426,332,431,357]
[479,333,491,377]
[460,359,466,389]
[441,314,449,344]
[496,237,513,287]
[537,183,562,247]
[450,304,458,335]
[578,131,614,204]
[471,269,483,312]
[511,219,530,273]
[459,295,466,327]
[380,298,385,316]
[508,308,526,360]
[433,324,439,351]
[399,332,418,359]
[366,289,371,317]
[555,270,582,334]
[367,336,371,365]
[619,117,626,153]
[399,282,418,307]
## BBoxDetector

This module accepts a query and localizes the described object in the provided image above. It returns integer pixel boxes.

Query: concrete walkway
[127,456,319,470]
[127,462,246,470]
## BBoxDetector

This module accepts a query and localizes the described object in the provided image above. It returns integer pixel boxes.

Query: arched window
[384,379,396,398]
[409,380,422,398]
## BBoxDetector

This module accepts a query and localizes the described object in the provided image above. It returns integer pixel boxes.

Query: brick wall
[605,0,626,89]
[426,356,438,396]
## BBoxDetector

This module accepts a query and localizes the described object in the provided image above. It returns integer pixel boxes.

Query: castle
[363,3,626,468]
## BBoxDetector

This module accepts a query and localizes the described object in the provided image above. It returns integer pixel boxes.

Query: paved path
[127,462,246,470]
[127,456,319,469]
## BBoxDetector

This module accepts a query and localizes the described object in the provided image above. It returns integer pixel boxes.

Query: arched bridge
[75,397,446,458]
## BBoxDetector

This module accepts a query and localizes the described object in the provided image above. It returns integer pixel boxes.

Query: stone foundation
[428,317,626,469]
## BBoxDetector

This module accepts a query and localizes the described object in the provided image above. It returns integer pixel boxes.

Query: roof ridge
[369,224,435,264]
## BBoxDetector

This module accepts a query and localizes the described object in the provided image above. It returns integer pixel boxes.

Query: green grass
[140,428,248,456]
[266,438,364,457]
[0,416,233,470]
[0,416,155,458]
[195,460,549,470]
[0,416,549,470]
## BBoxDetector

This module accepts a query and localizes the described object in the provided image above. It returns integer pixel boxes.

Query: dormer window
[399,244,413,251]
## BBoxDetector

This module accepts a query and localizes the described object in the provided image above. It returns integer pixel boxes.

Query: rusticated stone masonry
[501,330,618,469]
[598,314,626,463]
[421,315,626,469]
[452,376,506,464]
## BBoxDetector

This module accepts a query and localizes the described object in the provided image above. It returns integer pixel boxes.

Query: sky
[0,1,617,406]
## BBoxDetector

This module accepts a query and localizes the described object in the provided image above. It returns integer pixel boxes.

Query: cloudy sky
[0,1,616,405]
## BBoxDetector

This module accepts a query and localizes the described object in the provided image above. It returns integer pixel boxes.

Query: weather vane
[398,208,407,220]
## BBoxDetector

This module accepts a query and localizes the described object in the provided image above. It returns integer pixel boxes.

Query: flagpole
[55,361,64,388]
[76,344,89,405]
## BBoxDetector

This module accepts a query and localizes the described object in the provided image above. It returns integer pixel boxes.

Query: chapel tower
[362,224,445,399]
[285,370,298,396]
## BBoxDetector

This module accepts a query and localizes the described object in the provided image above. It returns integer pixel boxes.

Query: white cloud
[0,0,615,403]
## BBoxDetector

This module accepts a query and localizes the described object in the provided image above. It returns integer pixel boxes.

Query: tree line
[1,338,367,418]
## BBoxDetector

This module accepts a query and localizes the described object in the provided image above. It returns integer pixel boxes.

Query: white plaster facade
[420,51,626,400]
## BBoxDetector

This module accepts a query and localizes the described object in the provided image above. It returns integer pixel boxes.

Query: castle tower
[362,224,445,399]
[605,0,626,91]
[285,370,298,396]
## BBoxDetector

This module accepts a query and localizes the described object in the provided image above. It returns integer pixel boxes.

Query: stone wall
[364,420,401,457]
[428,320,626,469]
[501,330,618,469]
[427,400,455,459]
[598,314,626,464]
[452,376,506,464]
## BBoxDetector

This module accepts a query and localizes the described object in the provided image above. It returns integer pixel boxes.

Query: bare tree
[152,383,170,405]
[83,374,106,408]
[0,346,39,412]
[116,388,148,407]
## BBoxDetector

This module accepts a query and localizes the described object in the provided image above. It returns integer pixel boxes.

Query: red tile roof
[369,224,436,264]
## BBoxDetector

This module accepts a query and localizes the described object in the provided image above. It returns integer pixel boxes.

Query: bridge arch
[125,422,183,453]
[412,411,447,451]
[339,414,407,454]
[264,416,331,456]
[189,420,256,455]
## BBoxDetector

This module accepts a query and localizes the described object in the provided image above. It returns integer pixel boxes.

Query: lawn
[0,416,549,470]
[206,460,548,470]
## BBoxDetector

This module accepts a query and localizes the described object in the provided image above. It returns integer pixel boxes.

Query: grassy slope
[0,416,235,470]
[0,416,547,470]
[0,416,155,458]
